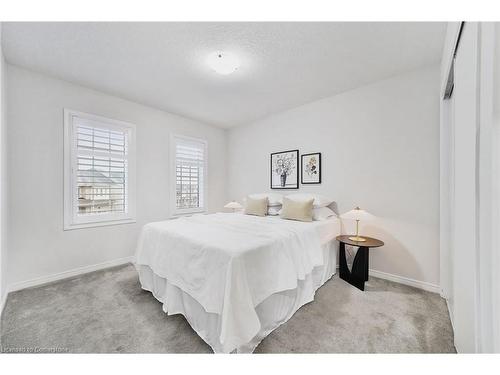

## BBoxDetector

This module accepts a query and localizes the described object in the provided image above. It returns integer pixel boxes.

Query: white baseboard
[368,269,441,293]
[7,256,135,293]
[337,265,441,293]
[3,258,440,314]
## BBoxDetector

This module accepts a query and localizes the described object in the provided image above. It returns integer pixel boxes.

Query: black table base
[339,242,369,291]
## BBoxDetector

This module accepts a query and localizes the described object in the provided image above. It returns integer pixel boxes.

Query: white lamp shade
[224,201,243,209]
[340,207,375,221]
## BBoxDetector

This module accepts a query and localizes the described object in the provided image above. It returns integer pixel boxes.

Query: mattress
[135,213,340,353]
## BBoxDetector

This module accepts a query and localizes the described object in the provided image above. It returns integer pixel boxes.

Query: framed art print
[270,150,299,189]
[301,152,321,184]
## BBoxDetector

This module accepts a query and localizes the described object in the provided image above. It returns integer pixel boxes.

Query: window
[64,109,136,230]
[171,135,207,215]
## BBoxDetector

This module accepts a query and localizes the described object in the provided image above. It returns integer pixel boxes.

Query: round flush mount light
[206,51,240,75]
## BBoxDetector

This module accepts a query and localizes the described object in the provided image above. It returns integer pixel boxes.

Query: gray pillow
[244,196,269,217]
[280,196,314,222]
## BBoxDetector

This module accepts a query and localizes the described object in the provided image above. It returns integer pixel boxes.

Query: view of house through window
[76,123,128,215]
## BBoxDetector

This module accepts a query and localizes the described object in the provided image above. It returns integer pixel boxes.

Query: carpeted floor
[0,264,455,353]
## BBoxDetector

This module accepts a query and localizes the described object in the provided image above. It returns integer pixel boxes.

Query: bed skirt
[135,240,337,353]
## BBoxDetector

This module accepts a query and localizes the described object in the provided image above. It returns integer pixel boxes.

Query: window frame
[170,134,208,216]
[63,109,136,230]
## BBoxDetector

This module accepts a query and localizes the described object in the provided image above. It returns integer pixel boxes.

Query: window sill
[64,218,136,231]
[171,209,206,218]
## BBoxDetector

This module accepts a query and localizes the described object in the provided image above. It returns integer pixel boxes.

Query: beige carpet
[0,264,455,353]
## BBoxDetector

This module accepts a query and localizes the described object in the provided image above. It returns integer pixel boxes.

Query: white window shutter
[172,135,207,214]
[75,120,128,216]
[64,109,136,230]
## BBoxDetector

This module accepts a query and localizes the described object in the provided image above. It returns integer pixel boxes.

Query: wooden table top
[336,235,384,248]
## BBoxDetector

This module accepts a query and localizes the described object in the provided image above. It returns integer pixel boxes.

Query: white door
[452,22,479,353]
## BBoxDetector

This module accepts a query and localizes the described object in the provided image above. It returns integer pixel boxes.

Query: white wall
[228,65,441,288]
[0,23,8,310]
[5,65,227,288]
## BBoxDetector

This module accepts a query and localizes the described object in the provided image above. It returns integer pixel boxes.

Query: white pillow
[246,193,283,207]
[267,205,281,216]
[285,193,333,208]
[312,207,337,221]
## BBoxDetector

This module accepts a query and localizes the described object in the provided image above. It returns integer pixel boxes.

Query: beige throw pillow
[280,196,314,222]
[244,196,269,217]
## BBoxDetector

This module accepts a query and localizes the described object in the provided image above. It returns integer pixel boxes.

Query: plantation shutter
[175,137,205,210]
[74,117,128,216]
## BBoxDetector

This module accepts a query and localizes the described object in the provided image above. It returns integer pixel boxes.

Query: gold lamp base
[348,236,367,242]
[348,220,367,242]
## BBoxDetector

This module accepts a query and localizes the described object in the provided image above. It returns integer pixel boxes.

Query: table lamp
[224,201,243,213]
[340,206,375,242]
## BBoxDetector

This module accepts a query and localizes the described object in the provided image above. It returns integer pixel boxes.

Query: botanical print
[271,150,299,189]
[301,153,321,184]
[305,156,318,178]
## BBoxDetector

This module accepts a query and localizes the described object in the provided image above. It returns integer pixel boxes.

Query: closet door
[452,22,479,353]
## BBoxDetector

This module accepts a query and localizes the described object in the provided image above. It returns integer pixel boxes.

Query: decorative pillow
[312,207,337,221]
[267,205,281,216]
[244,196,269,217]
[285,193,333,208]
[280,197,314,222]
[246,193,283,207]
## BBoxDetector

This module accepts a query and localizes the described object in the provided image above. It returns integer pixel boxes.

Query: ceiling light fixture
[207,51,240,75]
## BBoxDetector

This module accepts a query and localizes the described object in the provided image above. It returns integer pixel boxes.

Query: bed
[134,212,340,353]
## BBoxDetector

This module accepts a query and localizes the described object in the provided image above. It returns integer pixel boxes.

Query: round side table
[336,235,384,291]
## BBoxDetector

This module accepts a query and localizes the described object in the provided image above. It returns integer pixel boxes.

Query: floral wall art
[270,150,299,189]
[301,152,321,184]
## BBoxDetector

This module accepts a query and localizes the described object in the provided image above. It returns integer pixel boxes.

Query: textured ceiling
[2,22,446,128]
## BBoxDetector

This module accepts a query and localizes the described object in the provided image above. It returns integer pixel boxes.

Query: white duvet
[135,213,337,352]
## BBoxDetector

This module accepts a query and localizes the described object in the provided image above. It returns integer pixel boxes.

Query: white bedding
[135,213,340,353]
